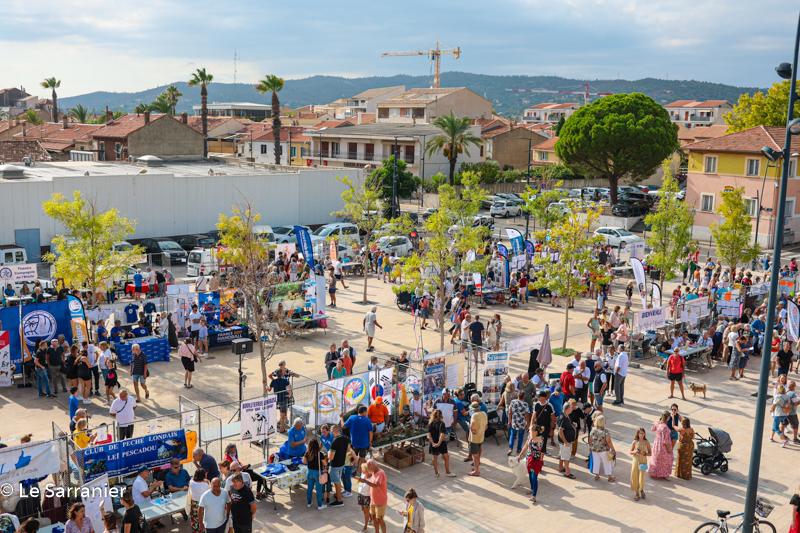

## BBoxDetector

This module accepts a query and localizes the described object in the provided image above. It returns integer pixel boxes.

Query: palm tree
[188,68,213,157]
[163,85,182,115]
[69,104,89,123]
[134,103,150,114]
[149,94,173,114]
[22,109,43,126]
[255,75,285,165]
[425,112,482,185]
[40,77,61,122]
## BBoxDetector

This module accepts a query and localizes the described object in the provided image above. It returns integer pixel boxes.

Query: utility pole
[525,136,532,240]
[419,134,426,208]
[392,136,399,218]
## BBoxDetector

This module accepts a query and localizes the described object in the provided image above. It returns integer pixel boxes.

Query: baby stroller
[692,427,732,475]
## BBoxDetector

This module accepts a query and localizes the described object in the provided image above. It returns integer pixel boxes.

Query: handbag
[638,463,648,472]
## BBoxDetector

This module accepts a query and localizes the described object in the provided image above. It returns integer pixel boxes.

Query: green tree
[42,191,142,292]
[400,172,488,350]
[148,93,173,114]
[22,109,43,125]
[425,112,482,185]
[554,115,566,136]
[521,185,567,232]
[188,68,214,157]
[644,162,694,293]
[69,104,89,124]
[335,176,385,304]
[255,74,285,165]
[725,80,796,132]
[532,206,606,349]
[40,77,61,122]
[555,93,679,204]
[366,156,419,214]
[711,187,760,275]
[459,160,501,183]
[216,204,279,394]
[162,84,183,115]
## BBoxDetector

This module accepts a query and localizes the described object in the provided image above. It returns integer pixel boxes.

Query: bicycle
[693,509,775,533]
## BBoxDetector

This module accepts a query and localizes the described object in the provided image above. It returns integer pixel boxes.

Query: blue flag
[496,243,508,259]
[294,225,315,269]
[525,240,535,255]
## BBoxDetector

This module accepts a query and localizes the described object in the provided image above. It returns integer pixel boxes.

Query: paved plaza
[2,273,798,532]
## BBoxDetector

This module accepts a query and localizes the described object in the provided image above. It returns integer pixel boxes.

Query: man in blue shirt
[280,419,307,459]
[95,321,108,343]
[192,448,220,480]
[164,458,191,492]
[133,270,143,291]
[68,387,80,431]
[110,320,124,343]
[343,405,373,470]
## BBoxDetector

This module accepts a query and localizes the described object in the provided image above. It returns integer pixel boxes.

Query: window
[700,193,714,212]
[114,143,122,159]
[400,108,411,118]
[343,226,358,235]
[260,144,267,154]
[412,108,425,119]
[378,108,389,119]
[365,143,374,161]
[290,146,297,158]
[790,159,797,178]
[786,199,796,219]
[331,142,340,157]
[745,158,760,176]
[301,147,309,157]
[405,145,415,164]
[3,252,12,263]
[538,151,549,161]
[703,156,718,173]
[744,197,758,217]
[14,251,23,262]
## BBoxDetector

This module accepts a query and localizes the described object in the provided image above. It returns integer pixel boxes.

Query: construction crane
[381,41,461,89]
[558,82,613,105]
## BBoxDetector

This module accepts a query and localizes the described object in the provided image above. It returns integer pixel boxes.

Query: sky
[1,0,797,97]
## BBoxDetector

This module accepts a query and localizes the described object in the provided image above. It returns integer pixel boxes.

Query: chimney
[106,108,113,123]
[180,112,187,124]
[144,111,150,124]
[62,115,69,129]
[22,121,27,138]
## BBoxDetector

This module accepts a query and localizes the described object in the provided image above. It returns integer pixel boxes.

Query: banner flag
[496,243,508,259]
[629,257,647,307]
[0,300,76,371]
[0,440,62,486]
[294,225,315,268]
[788,299,800,342]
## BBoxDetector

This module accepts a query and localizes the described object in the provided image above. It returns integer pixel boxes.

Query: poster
[78,430,189,482]
[0,264,37,284]
[342,373,369,409]
[506,228,526,270]
[473,273,482,297]
[423,352,446,400]
[634,307,667,331]
[368,368,394,413]
[684,296,709,318]
[317,380,343,425]
[628,241,645,260]
[481,352,509,406]
[240,396,278,441]
[275,243,296,258]
[315,275,327,315]
[779,276,796,296]
[0,440,63,486]
[445,362,459,390]
[435,402,454,427]
[269,282,305,311]
[0,331,11,387]
[82,474,113,533]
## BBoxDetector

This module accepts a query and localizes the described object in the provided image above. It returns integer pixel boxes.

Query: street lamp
[743,13,800,532]
[754,146,783,251]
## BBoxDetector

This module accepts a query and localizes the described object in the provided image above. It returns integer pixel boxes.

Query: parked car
[496,193,524,205]
[611,202,648,217]
[594,227,644,247]
[568,188,583,199]
[136,238,188,265]
[272,225,311,244]
[252,225,276,244]
[481,195,502,210]
[310,222,361,245]
[473,215,495,228]
[172,234,217,251]
[490,200,522,218]
[420,207,438,220]
[547,201,572,216]
[377,235,414,257]
[187,247,224,277]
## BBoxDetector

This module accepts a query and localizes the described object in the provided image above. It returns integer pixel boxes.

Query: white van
[0,245,27,265]
[187,247,226,277]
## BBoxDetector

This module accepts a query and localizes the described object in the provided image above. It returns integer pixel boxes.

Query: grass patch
[552,347,577,357]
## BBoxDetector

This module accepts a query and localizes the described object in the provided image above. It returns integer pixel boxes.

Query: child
[357,464,372,531]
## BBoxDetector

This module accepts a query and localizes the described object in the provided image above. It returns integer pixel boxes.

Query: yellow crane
[381,41,461,89]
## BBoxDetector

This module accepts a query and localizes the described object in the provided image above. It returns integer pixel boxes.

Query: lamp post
[755,146,783,251]
[392,136,399,218]
[525,136,533,240]
[742,13,800,531]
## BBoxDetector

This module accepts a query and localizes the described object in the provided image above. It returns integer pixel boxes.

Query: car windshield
[273,226,290,234]
[159,241,183,251]
[198,238,215,247]
[114,242,132,251]
[313,226,334,236]
[615,229,633,236]
[188,251,202,263]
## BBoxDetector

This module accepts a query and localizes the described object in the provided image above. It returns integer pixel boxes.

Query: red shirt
[667,354,685,374]
[560,371,576,395]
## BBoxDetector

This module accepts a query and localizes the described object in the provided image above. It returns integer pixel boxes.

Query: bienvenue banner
[635,307,667,331]
[78,430,188,482]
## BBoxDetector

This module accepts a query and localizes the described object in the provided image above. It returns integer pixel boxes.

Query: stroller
[692,427,732,475]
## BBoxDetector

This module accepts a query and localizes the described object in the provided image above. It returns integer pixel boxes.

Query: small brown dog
[689,382,707,399]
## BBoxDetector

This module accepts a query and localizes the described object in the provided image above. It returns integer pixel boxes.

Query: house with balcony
[324,86,406,119]
[521,103,580,124]
[530,136,560,166]
[237,125,311,166]
[306,122,481,178]
[375,87,492,124]
[684,125,800,247]
[192,102,272,121]
[665,100,732,128]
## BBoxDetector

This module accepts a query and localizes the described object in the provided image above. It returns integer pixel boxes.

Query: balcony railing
[689,115,712,122]
[347,151,358,160]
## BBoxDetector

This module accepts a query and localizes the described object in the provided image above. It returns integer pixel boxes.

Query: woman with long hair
[65,502,94,533]
[188,468,210,532]
[517,424,545,504]
[65,344,80,391]
[674,417,695,480]
[648,411,674,479]
[303,438,327,509]
[167,313,179,349]
[76,349,93,404]
[630,427,651,501]
[427,409,455,478]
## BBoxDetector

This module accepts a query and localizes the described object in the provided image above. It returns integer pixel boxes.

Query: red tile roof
[528,102,579,110]
[533,136,559,151]
[665,99,730,108]
[13,121,102,146]
[683,125,799,154]
[308,119,355,131]
[252,126,310,143]
[185,116,240,132]
[91,113,174,139]
[0,140,50,163]
[677,124,730,144]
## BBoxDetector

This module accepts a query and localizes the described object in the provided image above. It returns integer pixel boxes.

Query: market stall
[114,336,171,365]
[125,282,158,296]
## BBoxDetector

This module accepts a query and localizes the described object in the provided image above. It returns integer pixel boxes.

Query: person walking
[427,409,456,478]
[507,391,530,456]
[129,344,149,401]
[398,488,425,533]
[109,389,137,440]
[327,425,353,507]
[674,418,695,480]
[666,404,683,450]
[588,415,616,482]
[363,306,382,352]
[518,424,545,504]
[557,399,577,479]
[359,459,388,533]
[98,342,118,403]
[76,348,93,404]
[612,350,629,406]
[666,350,687,400]
[303,439,327,510]
[630,428,651,501]
[179,338,200,389]
[648,411,674,479]
[227,473,255,533]
[533,391,554,456]
[198,478,230,533]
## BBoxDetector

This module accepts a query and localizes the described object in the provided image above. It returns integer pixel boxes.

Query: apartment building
[521,103,580,124]
[237,125,311,166]
[324,86,406,119]
[375,87,492,124]
[665,100,732,128]
[192,102,272,120]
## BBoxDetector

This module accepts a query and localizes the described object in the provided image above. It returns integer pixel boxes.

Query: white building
[376,87,492,124]
[521,103,580,124]
[192,102,272,120]
[0,160,363,261]
[664,100,732,128]
[326,86,406,119]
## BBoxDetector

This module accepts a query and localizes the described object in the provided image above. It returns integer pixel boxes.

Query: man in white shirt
[86,342,101,397]
[409,390,426,424]
[573,360,591,404]
[199,478,230,533]
[132,468,162,507]
[612,351,629,406]
[726,325,740,364]
[109,389,137,439]
[188,304,203,342]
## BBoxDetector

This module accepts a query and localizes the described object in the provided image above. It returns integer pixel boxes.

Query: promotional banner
[748,283,769,297]
[496,244,508,259]
[240,396,278,441]
[684,296,710,318]
[368,368,394,413]
[481,352,509,405]
[472,273,482,297]
[629,257,647,307]
[82,474,113,533]
[314,275,327,315]
[628,241,646,260]
[651,284,662,308]
[275,243,296,258]
[0,299,75,370]
[294,225,315,269]
[788,299,800,342]
[342,373,369,409]
[317,380,343,425]
[0,264,37,284]
[198,291,221,325]
[634,307,667,331]
[0,331,11,387]
[525,240,535,256]
[67,295,89,346]
[423,351,447,400]
[78,430,189,482]
[506,228,526,270]
[0,440,62,486]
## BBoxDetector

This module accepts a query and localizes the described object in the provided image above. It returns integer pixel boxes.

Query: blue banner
[294,225,315,269]
[496,243,508,259]
[0,300,75,370]
[78,429,188,482]
[506,228,524,257]
[525,240,535,255]
[198,291,220,326]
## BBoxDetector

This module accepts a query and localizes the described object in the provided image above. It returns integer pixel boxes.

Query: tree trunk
[448,157,457,185]
[51,90,58,123]
[438,276,446,351]
[272,92,281,165]
[562,298,570,350]
[608,175,619,205]
[201,86,208,158]
[259,333,269,395]
[362,252,369,304]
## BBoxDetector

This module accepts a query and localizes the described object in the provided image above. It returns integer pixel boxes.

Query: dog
[508,455,529,489]
[689,382,707,399]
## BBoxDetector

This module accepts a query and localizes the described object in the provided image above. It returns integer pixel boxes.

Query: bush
[422,172,448,192]
[459,160,501,184]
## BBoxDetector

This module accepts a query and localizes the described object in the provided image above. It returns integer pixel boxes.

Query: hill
[59,72,760,118]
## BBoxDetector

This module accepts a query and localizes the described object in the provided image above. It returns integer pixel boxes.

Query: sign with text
[0,264,37,284]
[240,396,278,441]
[634,307,667,331]
[78,429,188,482]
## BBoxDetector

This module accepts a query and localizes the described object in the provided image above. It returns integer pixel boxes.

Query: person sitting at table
[110,320,124,343]
[2,283,15,304]
[164,458,191,493]
[224,444,267,498]
[131,467,164,513]
[278,418,308,460]
[19,282,30,296]
[131,320,150,338]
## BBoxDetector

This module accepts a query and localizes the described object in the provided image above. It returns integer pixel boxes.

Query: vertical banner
[329,239,337,262]
[496,244,508,259]
[506,228,526,270]
[481,351,509,405]
[472,273,482,297]
[368,368,394,413]
[629,257,647,307]
[0,331,11,387]
[651,284,662,308]
[294,225,315,269]
[240,395,278,441]
[82,474,113,533]
[525,240,535,256]
[423,352,447,401]
[315,275,327,314]
[788,300,800,342]
[197,291,221,325]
